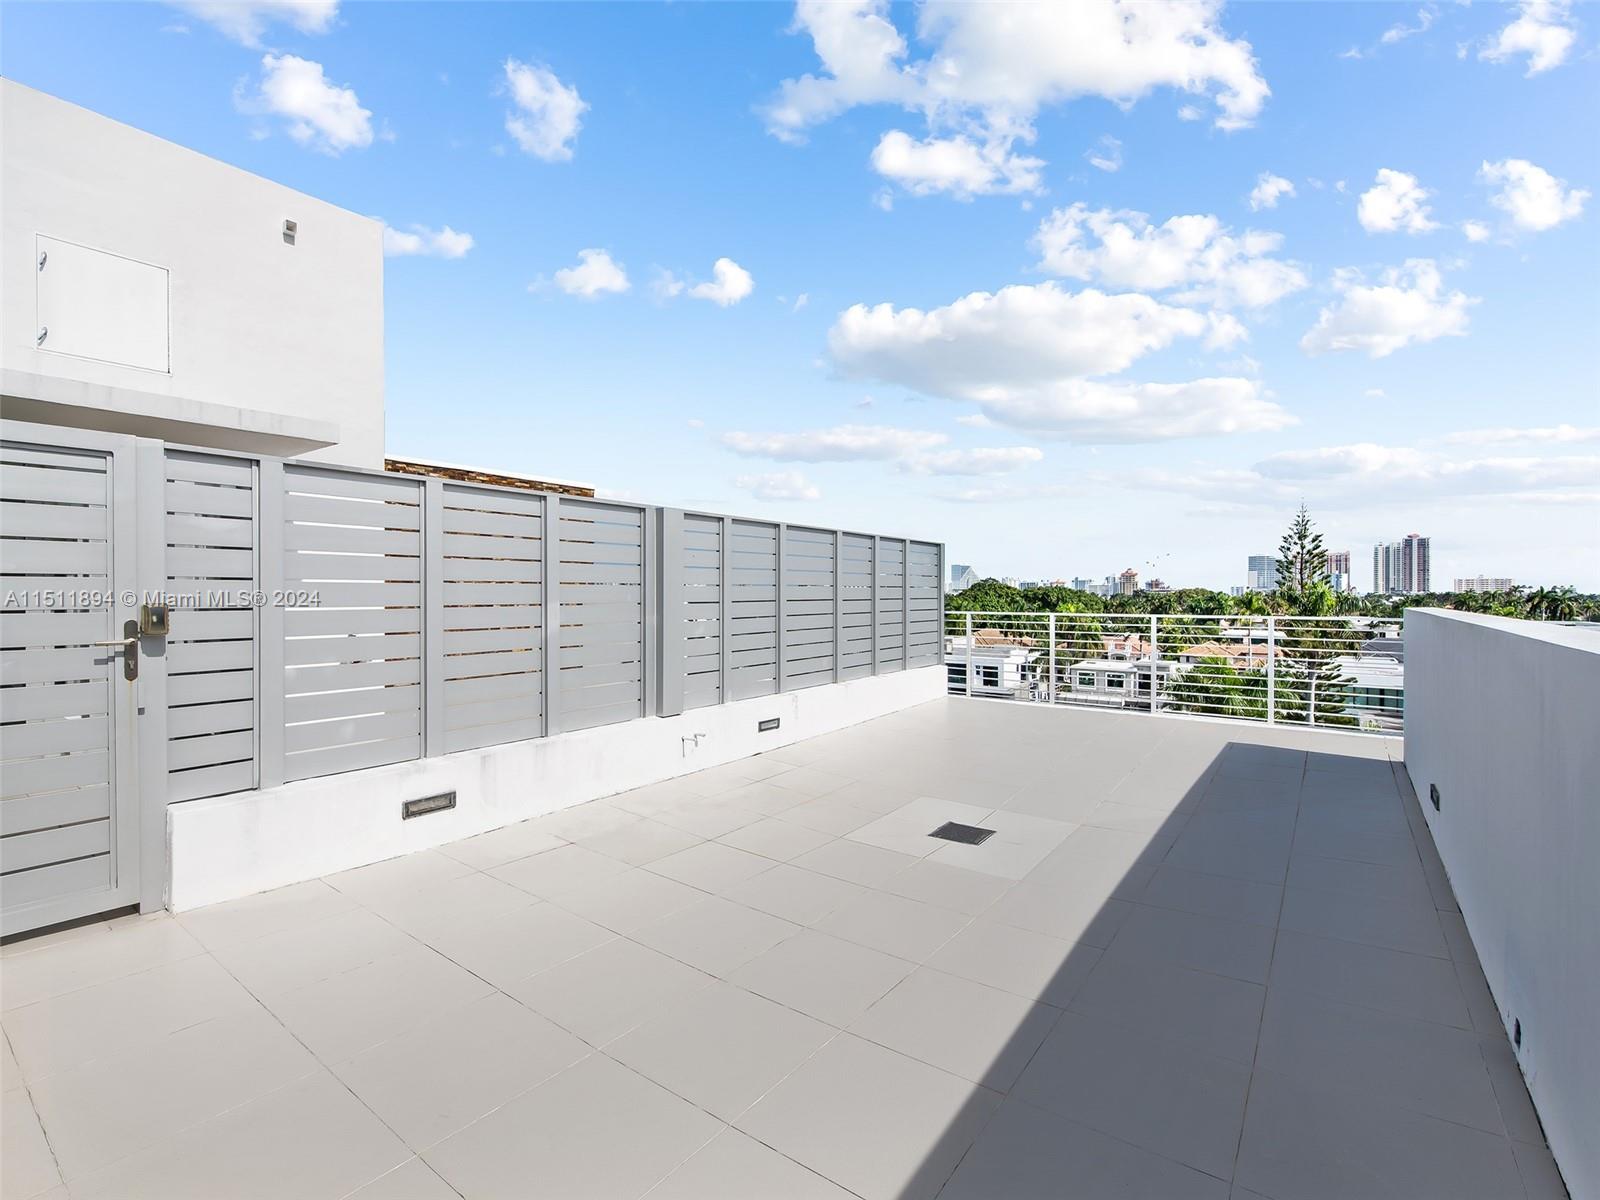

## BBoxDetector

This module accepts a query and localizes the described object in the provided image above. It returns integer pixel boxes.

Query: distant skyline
[5,1,1596,586]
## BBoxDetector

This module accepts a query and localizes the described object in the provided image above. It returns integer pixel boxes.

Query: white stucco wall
[0,80,384,467]
[168,666,946,910]
[1404,609,1598,1200]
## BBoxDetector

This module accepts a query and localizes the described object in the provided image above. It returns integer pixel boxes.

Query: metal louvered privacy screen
[147,450,943,801]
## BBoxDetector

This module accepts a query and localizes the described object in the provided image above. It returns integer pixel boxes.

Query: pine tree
[1276,504,1329,594]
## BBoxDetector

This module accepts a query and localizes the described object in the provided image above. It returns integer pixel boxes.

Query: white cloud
[552,249,630,299]
[1460,219,1492,243]
[503,59,586,161]
[1248,172,1296,211]
[870,130,1042,197]
[1032,204,1308,309]
[1086,135,1122,173]
[238,54,372,154]
[793,293,810,311]
[1134,444,1600,509]
[1300,260,1475,358]
[688,258,755,306]
[1256,444,1600,495]
[170,0,336,47]
[721,424,947,462]
[1479,158,1589,231]
[651,269,686,300]
[823,275,1303,443]
[903,446,1044,475]
[1357,168,1439,234]
[382,223,474,258]
[967,377,1293,443]
[830,281,1238,395]
[1177,104,1203,122]
[1480,0,1577,75]
[735,470,821,501]
[1255,442,1431,480]
[956,413,994,428]
[723,421,1043,478]
[766,0,1268,197]
[1381,5,1437,45]
[1443,424,1600,445]
[941,481,1084,503]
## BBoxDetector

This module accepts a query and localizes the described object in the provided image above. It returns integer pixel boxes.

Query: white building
[949,563,978,590]
[944,630,1041,698]
[2,80,384,466]
[1455,576,1515,593]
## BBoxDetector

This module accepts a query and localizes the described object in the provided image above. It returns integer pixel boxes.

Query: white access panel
[35,234,170,373]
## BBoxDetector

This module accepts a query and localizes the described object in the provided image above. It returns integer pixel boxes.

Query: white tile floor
[0,699,1569,1199]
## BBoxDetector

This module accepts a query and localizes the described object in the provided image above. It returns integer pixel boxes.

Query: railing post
[657,508,685,718]
[870,535,880,676]
[964,611,974,696]
[256,458,285,789]
[1149,614,1159,716]
[422,478,446,757]
[718,516,730,704]
[1048,612,1057,703]
[774,523,786,693]
[900,538,910,669]
[833,529,843,685]
[1266,614,1276,725]
[642,504,660,720]
[542,493,561,737]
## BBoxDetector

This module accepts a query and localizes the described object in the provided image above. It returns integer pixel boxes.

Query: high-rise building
[1373,543,1393,594]
[1117,568,1139,596]
[1402,534,1431,593]
[1327,550,1352,593]
[1372,535,1431,594]
[949,563,977,591]
[1071,577,1094,592]
[1246,554,1275,592]
[1455,576,1515,593]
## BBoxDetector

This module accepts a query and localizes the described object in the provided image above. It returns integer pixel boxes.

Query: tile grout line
[1226,749,1308,1188]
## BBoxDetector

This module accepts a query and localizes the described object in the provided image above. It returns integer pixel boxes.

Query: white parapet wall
[1404,609,1598,1200]
[168,665,945,911]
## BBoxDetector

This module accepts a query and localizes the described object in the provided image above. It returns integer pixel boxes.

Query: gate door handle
[93,623,141,680]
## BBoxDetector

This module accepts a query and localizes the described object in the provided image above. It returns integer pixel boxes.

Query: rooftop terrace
[1,700,1566,1200]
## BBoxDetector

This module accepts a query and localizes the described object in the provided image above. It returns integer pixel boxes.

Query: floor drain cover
[930,821,997,846]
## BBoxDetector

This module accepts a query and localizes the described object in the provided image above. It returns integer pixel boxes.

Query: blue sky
[7,0,1597,590]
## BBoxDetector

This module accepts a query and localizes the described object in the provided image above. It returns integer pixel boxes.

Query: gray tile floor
[0,699,1568,1199]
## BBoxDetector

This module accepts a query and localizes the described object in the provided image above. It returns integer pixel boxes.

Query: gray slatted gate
[839,533,875,680]
[164,451,257,801]
[782,526,836,690]
[726,519,779,701]
[1,434,139,935]
[555,499,646,733]
[876,538,907,671]
[440,484,545,752]
[680,513,722,712]
[907,541,943,666]
[281,466,423,781]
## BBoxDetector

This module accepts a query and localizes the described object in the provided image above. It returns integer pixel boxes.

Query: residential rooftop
[0,701,1566,1200]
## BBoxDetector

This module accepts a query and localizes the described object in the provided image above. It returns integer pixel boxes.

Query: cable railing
[943,610,1405,734]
